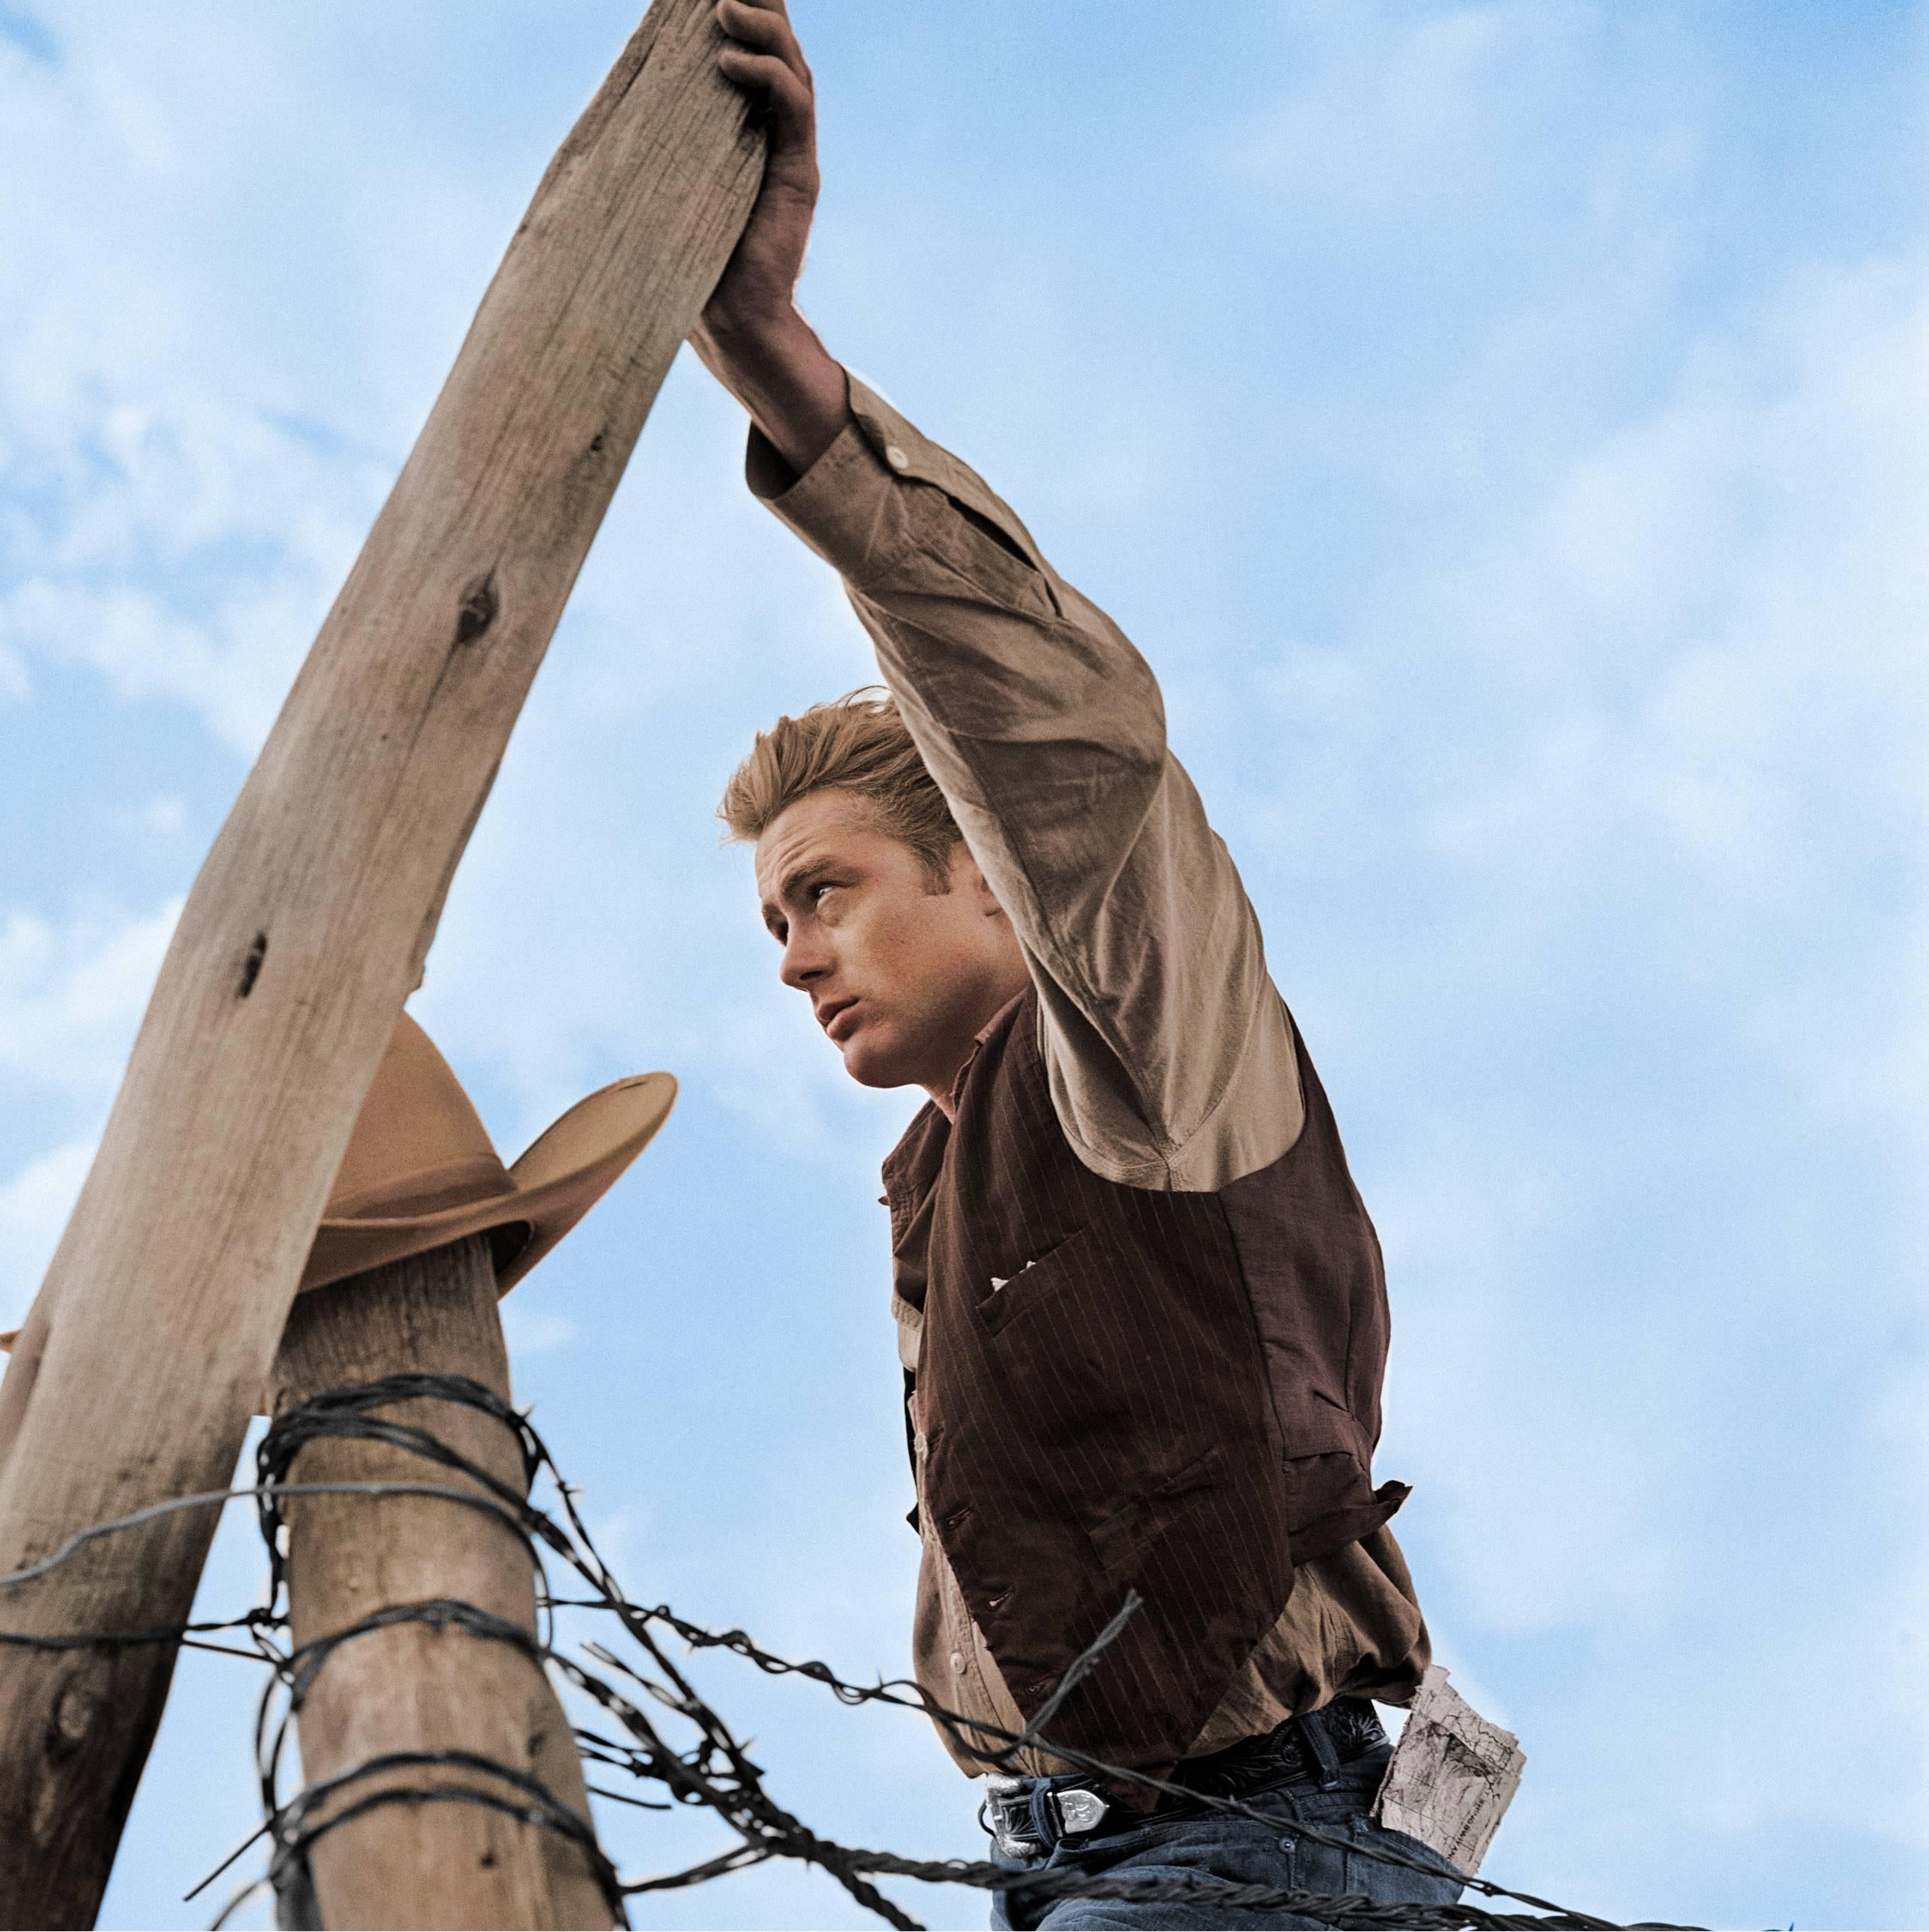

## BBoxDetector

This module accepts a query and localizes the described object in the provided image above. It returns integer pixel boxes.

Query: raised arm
[697,0,1303,1190]
[689,0,849,473]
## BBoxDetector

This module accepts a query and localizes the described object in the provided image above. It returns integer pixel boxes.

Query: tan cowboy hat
[299,1012,676,1295]
[0,1013,675,1348]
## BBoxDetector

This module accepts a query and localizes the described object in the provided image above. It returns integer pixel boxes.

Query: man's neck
[920,983,1029,1120]
[922,1059,967,1123]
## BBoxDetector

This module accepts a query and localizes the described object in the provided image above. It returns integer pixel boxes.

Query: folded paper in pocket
[1370,1665,1524,1877]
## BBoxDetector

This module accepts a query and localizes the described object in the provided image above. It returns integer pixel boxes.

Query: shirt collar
[880,985,1033,1210]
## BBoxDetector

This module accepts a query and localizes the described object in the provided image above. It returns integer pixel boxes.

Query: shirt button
[950,1650,966,1675]
[885,444,911,472]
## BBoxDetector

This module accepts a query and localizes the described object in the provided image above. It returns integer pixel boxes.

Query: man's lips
[819,998,860,1043]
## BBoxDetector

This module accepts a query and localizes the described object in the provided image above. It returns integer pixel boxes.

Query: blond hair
[717,687,961,885]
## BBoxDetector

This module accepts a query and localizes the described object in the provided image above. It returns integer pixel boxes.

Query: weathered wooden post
[0,4,761,1922]
[267,1236,613,1930]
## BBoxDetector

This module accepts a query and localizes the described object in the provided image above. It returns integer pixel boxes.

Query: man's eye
[812,882,839,903]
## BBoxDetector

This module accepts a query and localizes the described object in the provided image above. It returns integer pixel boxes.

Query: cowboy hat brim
[298,1069,677,1296]
[0,1071,677,1356]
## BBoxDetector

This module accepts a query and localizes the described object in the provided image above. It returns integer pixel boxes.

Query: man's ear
[946,840,1013,924]
[971,865,1011,923]
[946,840,1001,913]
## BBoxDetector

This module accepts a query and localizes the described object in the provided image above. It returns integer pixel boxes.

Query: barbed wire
[0,1374,1699,1932]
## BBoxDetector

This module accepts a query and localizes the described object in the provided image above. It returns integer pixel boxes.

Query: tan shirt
[750,378,1429,1775]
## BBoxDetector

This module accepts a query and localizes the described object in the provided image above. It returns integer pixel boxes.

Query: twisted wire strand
[264,1748,626,1915]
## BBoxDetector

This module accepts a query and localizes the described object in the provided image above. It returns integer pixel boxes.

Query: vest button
[988,1590,1012,1612]
[945,1505,973,1530]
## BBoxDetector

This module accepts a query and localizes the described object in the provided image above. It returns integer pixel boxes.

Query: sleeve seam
[1158,931,1275,1170]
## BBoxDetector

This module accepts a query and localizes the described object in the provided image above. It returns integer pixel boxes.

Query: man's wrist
[695,290,796,358]
[695,302,850,478]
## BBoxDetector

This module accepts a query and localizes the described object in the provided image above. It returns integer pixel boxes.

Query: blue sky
[2,2,1924,1927]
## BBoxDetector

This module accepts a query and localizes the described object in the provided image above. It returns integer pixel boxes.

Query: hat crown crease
[325,1015,512,1219]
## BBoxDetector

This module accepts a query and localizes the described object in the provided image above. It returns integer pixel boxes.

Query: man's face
[754,789,1027,1101]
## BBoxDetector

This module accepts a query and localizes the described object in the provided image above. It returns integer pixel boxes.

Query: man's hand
[706,0,818,335]
[692,0,851,475]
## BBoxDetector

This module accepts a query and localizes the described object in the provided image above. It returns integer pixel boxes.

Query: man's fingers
[719,0,793,26]
[717,43,806,102]
[717,45,814,141]
[717,0,808,81]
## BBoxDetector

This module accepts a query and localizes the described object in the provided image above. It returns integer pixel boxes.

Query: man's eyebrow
[759,859,823,931]
[776,858,828,905]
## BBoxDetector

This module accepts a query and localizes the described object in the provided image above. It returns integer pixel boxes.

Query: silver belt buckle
[981,1775,1034,1860]
[981,1777,1111,1854]
[1050,1787,1110,1838]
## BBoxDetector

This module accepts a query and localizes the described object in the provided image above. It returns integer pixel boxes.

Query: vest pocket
[1085,1441,1227,1588]
[975,1224,1092,1337]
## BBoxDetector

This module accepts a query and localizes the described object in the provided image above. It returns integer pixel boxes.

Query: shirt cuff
[744,374,915,584]
[745,372,1053,589]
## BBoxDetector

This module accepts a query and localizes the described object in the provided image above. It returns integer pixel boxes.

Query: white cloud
[1374,1120,1689,1637]
[132,795,187,838]
[1409,250,1929,1071]
[0,892,182,1327]
[573,1499,648,1584]
[0,1135,94,1328]
[500,1304,578,1358]
[0,894,179,1101]
[1230,2,1613,220]
[0,344,387,750]
[0,5,516,758]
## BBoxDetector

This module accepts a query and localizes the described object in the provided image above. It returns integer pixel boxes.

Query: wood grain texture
[0,3,760,1920]
[268,1237,613,1930]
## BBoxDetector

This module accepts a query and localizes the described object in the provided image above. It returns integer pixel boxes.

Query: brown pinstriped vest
[882,987,1408,1783]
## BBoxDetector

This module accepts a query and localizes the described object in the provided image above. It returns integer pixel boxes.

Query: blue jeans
[987,1744,1464,1930]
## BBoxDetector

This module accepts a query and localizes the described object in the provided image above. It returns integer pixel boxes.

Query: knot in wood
[52,1673,105,1748]
[237,931,268,999]
[454,574,499,647]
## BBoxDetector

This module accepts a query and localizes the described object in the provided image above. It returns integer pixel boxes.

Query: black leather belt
[983,1697,1388,1856]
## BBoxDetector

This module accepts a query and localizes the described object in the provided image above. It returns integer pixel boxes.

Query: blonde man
[700,6,1463,1925]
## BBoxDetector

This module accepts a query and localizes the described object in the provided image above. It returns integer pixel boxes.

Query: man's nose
[779,928,830,992]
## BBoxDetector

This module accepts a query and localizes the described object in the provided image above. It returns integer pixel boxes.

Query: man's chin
[836,1031,919,1093]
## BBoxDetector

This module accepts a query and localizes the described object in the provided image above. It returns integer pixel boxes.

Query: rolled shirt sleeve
[749,376,1303,1191]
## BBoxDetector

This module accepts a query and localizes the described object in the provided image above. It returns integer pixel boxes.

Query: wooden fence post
[0,5,760,1922]
[267,1235,615,1931]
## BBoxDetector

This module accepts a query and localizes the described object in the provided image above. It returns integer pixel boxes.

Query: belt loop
[1027,1781,1063,1851]
[1297,1705,1344,1791]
